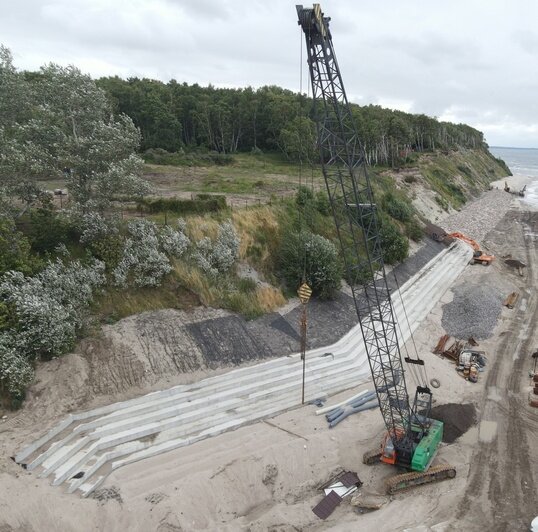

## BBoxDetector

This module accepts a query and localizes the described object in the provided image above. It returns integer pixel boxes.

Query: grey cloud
[1,0,538,147]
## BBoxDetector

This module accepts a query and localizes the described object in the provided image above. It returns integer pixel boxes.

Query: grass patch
[95,278,200,323]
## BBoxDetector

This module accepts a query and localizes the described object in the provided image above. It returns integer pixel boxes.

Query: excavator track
[362,448,382,465]
[385,464,456,494]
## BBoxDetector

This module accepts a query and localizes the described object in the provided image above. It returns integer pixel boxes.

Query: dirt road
[457,210,538,531]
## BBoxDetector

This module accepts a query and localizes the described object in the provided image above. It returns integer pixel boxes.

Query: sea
[490,146,538,208]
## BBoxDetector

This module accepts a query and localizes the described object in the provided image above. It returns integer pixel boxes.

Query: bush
[159,220,190,258]
[88,233,124,270]
[295,186,314,207]
[278,230,342,299]
[143,149,235,167]
[0,335,34,401]
[138,195,227,215]
[405,219,424,242]
[26,204,78,253]
[192,221,240,276]
[382,192,413,223]
[379,220,409,264]
[315,191,331,215]
[0,217,35,275]
[113,219,172,287]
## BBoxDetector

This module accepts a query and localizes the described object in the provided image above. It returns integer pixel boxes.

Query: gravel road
[442,189,515,242]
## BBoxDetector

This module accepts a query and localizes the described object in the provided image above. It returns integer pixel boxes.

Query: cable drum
[430,378,441,389]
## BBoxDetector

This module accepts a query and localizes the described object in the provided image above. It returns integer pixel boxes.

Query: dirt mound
[430,403,477,443]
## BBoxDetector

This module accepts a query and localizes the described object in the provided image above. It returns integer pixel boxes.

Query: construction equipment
[429,228,494,265]
[296,4,455,493]
[446,232,494,265]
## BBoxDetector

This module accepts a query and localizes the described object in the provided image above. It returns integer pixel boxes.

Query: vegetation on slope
[0,45,512,408]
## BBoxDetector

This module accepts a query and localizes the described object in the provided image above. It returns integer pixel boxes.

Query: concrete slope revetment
[15,241,472,497]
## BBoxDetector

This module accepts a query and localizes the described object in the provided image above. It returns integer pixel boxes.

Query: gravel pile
[441,279,504,340]
[430,403,477,443]
[442,189,514,242]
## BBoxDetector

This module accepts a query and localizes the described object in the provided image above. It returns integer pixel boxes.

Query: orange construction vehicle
[425,225,494,265]
[446,232,495,265]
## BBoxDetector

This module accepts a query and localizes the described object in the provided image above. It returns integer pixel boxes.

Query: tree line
[97,77,487,166]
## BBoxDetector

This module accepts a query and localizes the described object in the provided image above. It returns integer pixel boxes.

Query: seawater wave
[490,147,538,208]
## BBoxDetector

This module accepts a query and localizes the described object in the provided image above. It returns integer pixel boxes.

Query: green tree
[0,48,150,212]
[278,230,342,299]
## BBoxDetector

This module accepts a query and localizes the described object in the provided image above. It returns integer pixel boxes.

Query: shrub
[113,219,172,287]
[278,230,342,299]
[75,210,118,245]
[88,233,124,270]
[0,217,35,275]
[405,219,424,242]
[295,186,314,207]
[159,220,190,258]
[138,195,227,215]
[192,221,240,276]
[0,335,34,401]
[26,204,78,253]
[315,191,331,215]
[379,219,409,264]
[382,192,413,223]
[0,256,105,365]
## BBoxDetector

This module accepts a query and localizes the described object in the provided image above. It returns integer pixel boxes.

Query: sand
[1,194,537,531]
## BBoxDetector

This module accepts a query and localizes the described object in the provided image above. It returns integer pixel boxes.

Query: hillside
[0,49,511,409]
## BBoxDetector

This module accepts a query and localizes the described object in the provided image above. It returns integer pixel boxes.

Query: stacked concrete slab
[15,241,472,497]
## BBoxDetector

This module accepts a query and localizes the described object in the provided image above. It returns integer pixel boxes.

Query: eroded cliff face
[382,148,511,223]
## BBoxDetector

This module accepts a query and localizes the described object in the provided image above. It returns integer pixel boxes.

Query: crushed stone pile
[441,280,504,340]
[442,189,514,242]
[430,403,477,443]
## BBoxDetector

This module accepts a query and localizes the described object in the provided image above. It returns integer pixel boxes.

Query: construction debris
[503,292,519,309]
[433,334,450,354]
[351,490,389,512]
[433,335,487,382]
[313,470,362,520]
[312,490,342,520]
[504,258,526,269]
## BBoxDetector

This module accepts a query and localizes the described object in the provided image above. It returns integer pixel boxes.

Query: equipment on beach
[428,228,494,265]
[296,4,455,493]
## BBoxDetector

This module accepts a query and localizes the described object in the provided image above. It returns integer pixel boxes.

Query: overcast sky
[2,0,538,148]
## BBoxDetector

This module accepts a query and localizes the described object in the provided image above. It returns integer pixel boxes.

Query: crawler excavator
[427,225,494,265]
[296,4,456,494]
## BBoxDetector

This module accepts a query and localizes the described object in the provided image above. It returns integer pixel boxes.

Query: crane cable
[299,25,308,283]
[391,265,430,388]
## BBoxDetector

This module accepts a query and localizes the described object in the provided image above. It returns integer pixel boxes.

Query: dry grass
[184,216,221,242]
[255,286,286,312]
[96,281,199,322]
[172,261,221,307]
[232,206,280,260]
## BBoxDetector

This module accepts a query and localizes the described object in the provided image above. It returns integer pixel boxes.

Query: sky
[2,0,538,148]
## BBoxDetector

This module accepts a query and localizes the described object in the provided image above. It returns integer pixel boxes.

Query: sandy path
[456,210,538,531]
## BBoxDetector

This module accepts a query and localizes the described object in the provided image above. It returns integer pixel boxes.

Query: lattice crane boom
[296,3,428,467]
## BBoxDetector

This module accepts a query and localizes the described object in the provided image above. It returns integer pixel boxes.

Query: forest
[97,77,489,166]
